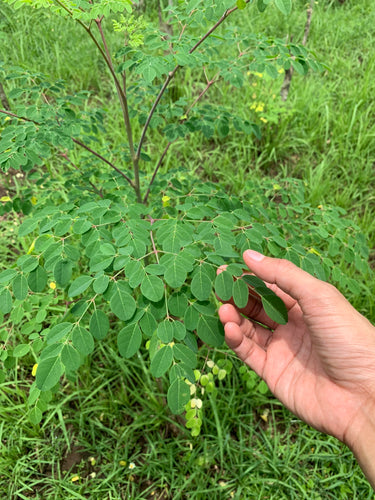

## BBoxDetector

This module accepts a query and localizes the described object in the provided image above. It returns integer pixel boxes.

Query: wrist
[345,399,375,489]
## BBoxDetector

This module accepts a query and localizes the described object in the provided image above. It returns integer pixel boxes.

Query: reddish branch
[0,108,134,188]
[136,0,250,161]
[281,0,314,101]
[143,72,219,204]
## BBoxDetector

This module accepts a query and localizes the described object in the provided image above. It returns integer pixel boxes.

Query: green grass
[1,0,375,498]
[1,345,374,499]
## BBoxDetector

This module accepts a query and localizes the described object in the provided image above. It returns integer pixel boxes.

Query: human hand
[218,249,375,481]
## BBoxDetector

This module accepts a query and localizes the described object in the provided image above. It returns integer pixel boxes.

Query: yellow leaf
[0,196,11,202]
[30,196,37,205]
[27,239,36,255]
[162,195,171,207]
[71,475,80,482]
[32,364,38,377]
[308,247,321,257]
[260,408,269,422]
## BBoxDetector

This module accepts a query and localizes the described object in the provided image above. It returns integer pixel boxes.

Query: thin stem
[0,108,38,124]
[184,73,219,116]
[143,141,172,204]
[53,0,141,201]
[136,0,248,163]
[136,66,179,161]
[0,109,134,188]
[143,71,219,204]
[94,19,139,195]
[72,139,135,188]
[149,229,160,264]
[0,82,11,111]
[60,152,103,197]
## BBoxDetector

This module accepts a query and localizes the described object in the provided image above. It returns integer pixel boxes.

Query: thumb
[243,250,324,302]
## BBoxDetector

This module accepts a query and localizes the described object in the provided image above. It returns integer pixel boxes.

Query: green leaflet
[72,326,95,355]
[214,270,233,301]
[144,264,165,276]
[68,275,93,297]
[232,278,249,308]
[236,0,247,10]
[54,259,72,287]
[184,305,199,331]
[93,274,110,294]
[29,407,43,425]
[164,258,187,288]
[157,320,174,343]
[196,315,224,347]
[13,343,31,357]
[140,274,164,302]
[173,343,197,369]
[139,311,157,337]
[12,274,28,300]
[118,323,142,358]
[150,345,173,378]
[0,269,18,285]
[274,0,292,16]
[18,218,39,237]
[28,265,48,293]
[168,293,188,317]
[172,321,186,341]
[72,218,92,234]
[167,378,190,415]
[241,275,288,324]
[89,310,109,340]
[125,260,145,288]
[61,344,81,371]
[0,288,12,314]
[18,255,39,273]
[35,356,64,391]
[190,266,212,301]
[110,286,136,321]
[46,322,73,344]
[261,293,289,325]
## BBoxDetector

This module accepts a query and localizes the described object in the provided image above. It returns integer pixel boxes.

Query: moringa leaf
[167,377,190,415]
[118,323,142,358]
[150,345,173,378]
[241,274,288,324]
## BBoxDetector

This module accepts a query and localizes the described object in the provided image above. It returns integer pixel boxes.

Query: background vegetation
[0,0,374,498]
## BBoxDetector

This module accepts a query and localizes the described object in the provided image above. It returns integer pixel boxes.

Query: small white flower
[128,462,136,470]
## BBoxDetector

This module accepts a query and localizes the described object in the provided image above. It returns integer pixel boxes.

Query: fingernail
[244,250,265,262]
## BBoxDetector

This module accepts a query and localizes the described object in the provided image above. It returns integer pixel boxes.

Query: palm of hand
[219,290,375,443]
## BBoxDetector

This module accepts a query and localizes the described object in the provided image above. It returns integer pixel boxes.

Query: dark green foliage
[0,0,370,431]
